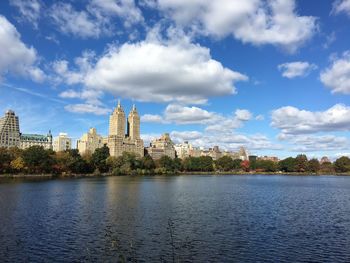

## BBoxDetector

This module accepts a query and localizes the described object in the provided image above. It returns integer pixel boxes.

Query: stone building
[0,110,21,148]
[53,133,72,152]
[146,133,176,160]
[200,146,222,161]
[20,132,53,150]
[77,128,104,155]
[228,147,249,161]
[107,102,144,157]
[174,141,200,159]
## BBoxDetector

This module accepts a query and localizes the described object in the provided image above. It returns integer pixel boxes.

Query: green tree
[307,158,320,173]
[22,146,54,173]
[91,145,110,173]
[278,157,296,172]
[158,155,175,172]
[334,156,350,173]
[141,155,155,170]
[232,159,243,170]
[198,156,214,172]
[0,147,12,173]
[255,160,277,172]
[216,156,234,171]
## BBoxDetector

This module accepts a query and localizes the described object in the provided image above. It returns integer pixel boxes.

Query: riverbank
[1,171,350,180]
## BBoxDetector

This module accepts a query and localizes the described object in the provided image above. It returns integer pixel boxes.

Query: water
[1,175,350,262]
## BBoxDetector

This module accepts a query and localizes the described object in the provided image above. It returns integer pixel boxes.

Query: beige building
[146,133,176,160]
[226,147,249,161]
[0,110,21,148]
[174,141,200,159]
[53,133,72,152]
[20,132,53,150]
[77,128,104,155]
[201,146,222,161]
[107,102,144,157]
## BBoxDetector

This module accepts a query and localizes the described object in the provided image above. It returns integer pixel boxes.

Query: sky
[1,0,350,159]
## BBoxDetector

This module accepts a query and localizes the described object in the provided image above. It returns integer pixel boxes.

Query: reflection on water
[1,175,350,262]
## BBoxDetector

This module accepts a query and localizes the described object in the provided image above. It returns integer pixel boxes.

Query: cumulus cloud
[0,15,44,82]
[146,0,317,52]
[84,40,247,104]
[10,0,42,28]
[142,104,254,130]
[320,51,350,94]
[332,0,350,16]
[278,61,317,78]
[271,104,350,135]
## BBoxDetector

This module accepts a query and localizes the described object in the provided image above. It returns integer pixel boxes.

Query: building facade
[77,128,104,155]
[0,110,21,148]
[53,133,72,152]
[174,141,200,159]
[146,133,176,160]
[107,102,144,157]
[20,132,53,150]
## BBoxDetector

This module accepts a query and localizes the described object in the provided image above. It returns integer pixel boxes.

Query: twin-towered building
[107,101,144,157]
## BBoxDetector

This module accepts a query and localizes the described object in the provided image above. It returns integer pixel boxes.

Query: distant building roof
[21,134,49,142]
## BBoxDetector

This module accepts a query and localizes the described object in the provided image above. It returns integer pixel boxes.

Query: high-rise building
[0,110,21,148]
[174,141,200,159]
[107,102,144,157]
[53,133,72,152]
[77,128,104,155]
[146,133,176,160]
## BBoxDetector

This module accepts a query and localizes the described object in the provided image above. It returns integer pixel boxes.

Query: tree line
[1,146,350,175]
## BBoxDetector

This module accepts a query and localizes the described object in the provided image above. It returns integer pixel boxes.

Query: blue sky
[1,0,350,159]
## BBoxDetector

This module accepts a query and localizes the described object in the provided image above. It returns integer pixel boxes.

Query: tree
[232,159,242,170]
[278,157,296,172]
[158,155,174,172]
[216,156,234,171]
[334,156,350,173]
[10,157,25,172]
[295,154,308,172]
[91,145,110,173]
[241,160,250,172]
[22,146,54,173]
[0,147,12,173]
[307,159,320,173]
[198,156,214,172]
[141,155,156,170]
[255,160,277,172]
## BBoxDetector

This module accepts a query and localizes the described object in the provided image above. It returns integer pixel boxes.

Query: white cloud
[84,39,247,104]
[0,15,43,82]
[278,61,317,78]
[148,0,317,52]
[88,0,143,27]
[64,104,110,115]
[320,51,350,94]
[278,134,350,152]
[235,109,252,121]
[332,0,350,16]
[10,0,42,28]
[50,3,110,38]
[141,114,164,123]
[271,104,350,135]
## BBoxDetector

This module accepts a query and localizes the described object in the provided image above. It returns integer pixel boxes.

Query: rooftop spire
[117,99,121,108]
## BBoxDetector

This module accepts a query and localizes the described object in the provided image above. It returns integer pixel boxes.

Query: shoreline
[1,171,350,180]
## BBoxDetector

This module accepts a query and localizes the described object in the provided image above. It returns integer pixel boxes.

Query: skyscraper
[0,110,20,148]
[108,102,144,157]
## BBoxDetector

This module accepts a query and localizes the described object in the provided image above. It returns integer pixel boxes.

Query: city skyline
[1,0,350,159]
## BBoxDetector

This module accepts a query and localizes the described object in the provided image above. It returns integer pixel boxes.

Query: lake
[1,175,350,262]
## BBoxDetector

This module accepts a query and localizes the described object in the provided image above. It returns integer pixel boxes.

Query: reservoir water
[1,175,350,262]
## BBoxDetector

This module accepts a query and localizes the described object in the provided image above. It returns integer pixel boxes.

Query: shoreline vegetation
[1,145,350,180]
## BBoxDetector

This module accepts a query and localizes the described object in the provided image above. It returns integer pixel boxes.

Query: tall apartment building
[0,110,21,148]
[107,102,144,157]
[174,141,200,159]
[53,133,72,152]
[146,133,176,160]
[77,128,104,155]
